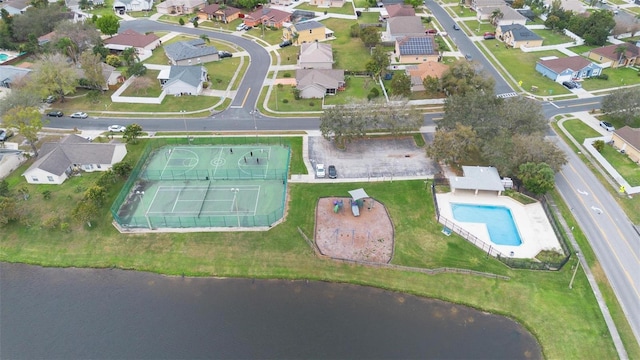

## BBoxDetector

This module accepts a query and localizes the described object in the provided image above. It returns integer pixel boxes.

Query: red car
[483,32,496,39]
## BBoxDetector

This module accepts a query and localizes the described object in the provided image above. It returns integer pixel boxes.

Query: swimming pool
[451,203,522,246]
[0,54,8,62]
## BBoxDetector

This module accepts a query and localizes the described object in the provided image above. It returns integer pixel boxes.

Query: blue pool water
[0,54,8,62]
[451,204,522,246]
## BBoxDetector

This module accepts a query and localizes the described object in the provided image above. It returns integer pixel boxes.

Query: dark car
[279,40,292,48]
[47,110,64,117]
[453,24,460,30]
[328,165,337,179]
[0,129,13,142]
[218,51,233,58]
[562,81,578,89]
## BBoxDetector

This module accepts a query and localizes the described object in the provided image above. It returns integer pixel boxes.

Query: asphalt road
[43,19,640,347]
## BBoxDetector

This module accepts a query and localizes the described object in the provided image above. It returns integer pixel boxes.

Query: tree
[128,76,153,95]
[121,47,139,66]
[390,72,411,97]
[29,53,78,102]
[0,89,42,116]
[350,23,360,38]
[56,37,80,63]
[359,26,380,48]
[126,62,147,77]
[237,0,261,9]
[592,139,605,152]
[601,87,640,125]
[3,106,47,156]
[490,8,504,26]
[79,51,105,90]
[199,34,210,43]
[9,4,67,42]
[123,123,143,143]
[512,0,525,8]
[482,133,566,176]
[0,196,22,226]
[518,162,556,196]
[426,123,478,165]
[112,161,133,178]
[439,60,494,96]
[365,45,390,78]
[440,90,502,139]
[422,75,440,95]
[93,43,109,60]
[72,200,100,227]
[404,0,422,8]
[614,44,627,64]
[95,14,120,37]
[53,20,102,62]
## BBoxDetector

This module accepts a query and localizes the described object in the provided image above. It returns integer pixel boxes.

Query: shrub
[282,99,289,103]
[277,83,284,89]
[592,139,605,152]
[179,18,185,25]
[309,101,315,107]
[42,215,60,230]
[367,87,380,100]
[350,23,360,38]
[60,222,71,233]
[42,190,52,200]
[283,72,291,78]
[596,74,609,80]
[202,82,209,89]
[106,54,121,67]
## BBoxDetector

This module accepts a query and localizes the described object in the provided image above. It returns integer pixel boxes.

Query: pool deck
[436,192,562,259]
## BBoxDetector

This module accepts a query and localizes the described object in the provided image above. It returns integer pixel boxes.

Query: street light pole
[230,188,240,227]
[181,110,188,144]
[252,108,258,143]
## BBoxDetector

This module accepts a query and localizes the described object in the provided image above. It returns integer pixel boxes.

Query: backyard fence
[430,183,571,271]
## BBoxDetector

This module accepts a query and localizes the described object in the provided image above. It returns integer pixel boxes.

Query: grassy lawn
[268,84,323,112]
[295,2,355,15]
[562,119,600,143]
[450,5,476,18]
[626,6,640,15]
[568,43,610,56]
[321,18,371,71]
[204,57,242,91]
[581,67,640,91]
[532,29,573,45]
[120,70,162,97]
[601,145,640,186]
[127,10,155,18]
[0,140,632,359]
[323,76,381,105]
[245,26,285,46]
[482,44,570,96]
[277,46,300,66]
[357,11,380,23]
[158,15,184,24]
[464,20,497,36]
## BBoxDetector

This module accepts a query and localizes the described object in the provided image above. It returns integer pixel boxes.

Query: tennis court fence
[140,168,288,181]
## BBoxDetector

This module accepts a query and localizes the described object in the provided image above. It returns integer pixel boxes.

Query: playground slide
[351,202,360,217]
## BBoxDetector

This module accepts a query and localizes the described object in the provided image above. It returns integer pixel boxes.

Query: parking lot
[308,136,439,179]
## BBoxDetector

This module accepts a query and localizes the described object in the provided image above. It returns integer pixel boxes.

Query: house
[476,5,527,26]
[283,20,333,45]
[588,43,640,68]
[0,65,31,88]
[385,16,425,42]
[244,7,291,29]
[612,126,640,163]
[543,0,585,13]
[535,56,602,83]
[164,39,219,65]
[156,0,206,15]
[199,4,241,23]
[309,0,345,7]
[449,166,505,195]
[395,35,439,63]
[103,29,160,52]
[0,0,30,14]
[296,69,345,98]
[298,42,333,69]
[516,9,536,21]
[379,3,415,21]
[470,0,505,10]
[497,24,542,49]
[405,61,449,91]
[112,0,153,13]
[75,63,120,90]
[22,135,127,185]
[37,31,56,46]
[158,65,208,95]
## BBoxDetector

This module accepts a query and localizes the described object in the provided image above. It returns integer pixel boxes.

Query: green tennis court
[113,144,290,229]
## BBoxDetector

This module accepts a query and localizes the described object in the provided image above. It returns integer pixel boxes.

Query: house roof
[164,39,218,62]
[0,65,31,85]
[164,65,205,88]
[388,16,425,36]
[473,0,506,7]
[299,42,333,64]
[590,43,640,61]
[406,61,448,80]
[156,0,204,9]
[37,31,56,45]
[537,56,596,73]
[246,7,291,23]
[397,35,437,56]
[516,8,535,20]
[478,5,527,23]
[384,3,415,17]
[543,0,584,13]
[296,69,344,90]
[614,126,640,151]
[449,166,505,192]
[0,5,22,15]
[294,20,324,31]
[103,29,159,48]
[24,135,123,177]
[200,3,241,16]
[500,24,541,41]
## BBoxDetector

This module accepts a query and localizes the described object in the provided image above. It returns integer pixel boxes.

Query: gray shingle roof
[388,16,425,36]
[167,65,204,87]
[299,42,333,64]
[294,20,324,31]
[164,39,218,62]
[500,24,541,41]
[0,65,31,87]
[296,69,344,90]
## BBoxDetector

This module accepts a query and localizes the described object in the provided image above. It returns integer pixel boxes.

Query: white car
[316,163,326,178]
[599,121,615,132]
[108,125,126,132]
[235,23,247,31]
[70,112,88,119]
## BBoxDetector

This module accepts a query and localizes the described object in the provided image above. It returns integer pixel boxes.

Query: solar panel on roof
[400,37,435,55]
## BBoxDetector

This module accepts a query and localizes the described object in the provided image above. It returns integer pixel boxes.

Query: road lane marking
[240,88,251,108]
[577,188,589,195]
[566,101,600,108]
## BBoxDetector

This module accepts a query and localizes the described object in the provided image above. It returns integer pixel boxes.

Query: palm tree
[614,45,627,66]
[121,47,139,66]
[490,9,504,26]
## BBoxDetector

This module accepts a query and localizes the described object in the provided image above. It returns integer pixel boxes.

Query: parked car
[465,54,472,60]
[425,28,438,34]
[0,129,14,142]
[328,165,337,179]
[44,95,57,104]
[47,110,63,117]
[70,112,88,119]
[562,81,578,89]
[599,121,615,132]
[452,24,460,30]
[316,163,326,178]
[235,23,247,31]
[279,40,292,48]
[483,32,495,39]
[218,51,233,58]
[108,125,126,132]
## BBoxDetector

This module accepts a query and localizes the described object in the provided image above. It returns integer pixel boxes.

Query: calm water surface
[0,263,541,359]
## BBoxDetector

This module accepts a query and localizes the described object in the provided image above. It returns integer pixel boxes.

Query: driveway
[308,136,438,179]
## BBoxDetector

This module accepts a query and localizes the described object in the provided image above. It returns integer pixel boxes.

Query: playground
[113,144,290,230]
[314,189,394,263]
